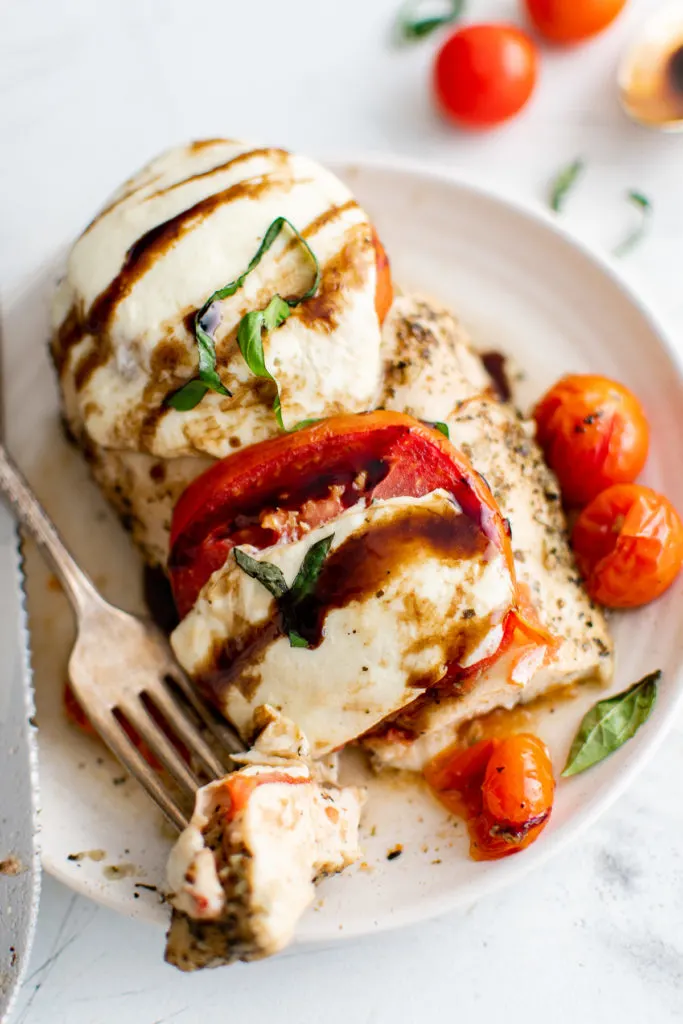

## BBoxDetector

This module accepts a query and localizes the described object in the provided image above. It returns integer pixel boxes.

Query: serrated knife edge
[0,310,41,1024]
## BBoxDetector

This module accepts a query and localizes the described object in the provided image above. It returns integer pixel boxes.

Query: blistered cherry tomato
[433,24,538,130]
[534,374,649,506]
[572,484,683,608]
[424,733,554,860]
[524,0,627,45]
[482,734,555,825]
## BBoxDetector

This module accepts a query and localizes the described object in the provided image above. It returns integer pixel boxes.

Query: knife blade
[0,315,41,1022]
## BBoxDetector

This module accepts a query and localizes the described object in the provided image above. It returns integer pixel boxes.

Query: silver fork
[0,441,241,830]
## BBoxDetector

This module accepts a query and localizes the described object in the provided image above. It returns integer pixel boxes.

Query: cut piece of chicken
[170,490,516,759]
[364,395,613,772]
[164,711,364,970]
[379,294,493,419]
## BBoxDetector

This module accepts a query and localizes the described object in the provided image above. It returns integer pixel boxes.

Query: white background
[3,0,683,1021]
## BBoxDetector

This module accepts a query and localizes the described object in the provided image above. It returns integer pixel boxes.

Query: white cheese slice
[171,490,515,758]
[53,140,384,459]
[364,397,614,772]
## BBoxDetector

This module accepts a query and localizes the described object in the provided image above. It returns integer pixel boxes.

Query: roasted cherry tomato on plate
[524,0,627,44]
[424,733,554,860]
[533,374,649,506]
[433,24,538,130]
[572,484,683,608]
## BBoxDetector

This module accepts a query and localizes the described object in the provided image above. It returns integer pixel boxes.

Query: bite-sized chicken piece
[52,139,389,462]
[171,489,516,758]
[364,395,613,772]
[165,710,364,970]
[379,294,493,419]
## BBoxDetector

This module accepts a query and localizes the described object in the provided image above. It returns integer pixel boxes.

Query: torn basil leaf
[288,630,309,649]
[561,671,659,778]
[168,217,320,417]
[166,379,211,412]
[288,535,335,605]
[614,190,652,258]
[235,221,320,430]
[233,548,288,600]
[433,421,450,439]
[289,418,323,432]
[234,534,334,649]
[396,0,464,42]
[549,158,584,212]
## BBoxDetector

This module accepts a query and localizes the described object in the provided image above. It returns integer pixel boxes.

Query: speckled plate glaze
[8,158,683,947]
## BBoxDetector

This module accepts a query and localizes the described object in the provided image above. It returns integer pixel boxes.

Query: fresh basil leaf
[289,418,322,432]
[235,536,334,650]
[433,421,450,439]
[561,671,660,778]
[614,190,653,258]
[165,379,211,411]
[288,630,309,649]
[397,0,464,42]
[272,391,285,433]
[233,547,288,600]
[237,306,280,381]
[176,217,320,415]
[289,534,335,605]
[237,295,291,430]
[549,159,584,212]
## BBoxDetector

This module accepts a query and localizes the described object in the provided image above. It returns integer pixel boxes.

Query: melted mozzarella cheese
[53,140,383,459]
[364,396,614,773]
[171,491,515,758]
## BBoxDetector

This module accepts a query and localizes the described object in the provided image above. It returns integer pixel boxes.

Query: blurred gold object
[619,2,683,131]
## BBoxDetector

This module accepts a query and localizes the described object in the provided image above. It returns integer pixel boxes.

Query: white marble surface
[3,0,683,1020]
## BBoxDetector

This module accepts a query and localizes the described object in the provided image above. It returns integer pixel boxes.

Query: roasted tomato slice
[372,228,393,324]
[169,411,514,619]
[425,733,554,861]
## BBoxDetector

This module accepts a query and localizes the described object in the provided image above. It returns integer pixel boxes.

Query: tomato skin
[371,229,393,324]
[572,484,683,608]
[433,24,538,130]
[533,374,649,506]
[226,772,308,820]
[424,733,554,861]
[169,411,513,618]
[482,734,555,825]
[524,0,626,44]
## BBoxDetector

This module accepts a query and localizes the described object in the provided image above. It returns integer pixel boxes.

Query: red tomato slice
[169,411,514,619]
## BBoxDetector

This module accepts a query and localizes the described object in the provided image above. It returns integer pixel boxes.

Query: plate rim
[37,152,683,941]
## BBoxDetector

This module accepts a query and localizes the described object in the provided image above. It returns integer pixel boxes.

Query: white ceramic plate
[8,158,683,947]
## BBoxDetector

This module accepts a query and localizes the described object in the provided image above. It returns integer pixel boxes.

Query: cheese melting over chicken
[171,491,515,758]
[52,140,384,458]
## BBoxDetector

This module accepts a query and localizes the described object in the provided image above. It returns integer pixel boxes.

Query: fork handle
[0,441,99,616]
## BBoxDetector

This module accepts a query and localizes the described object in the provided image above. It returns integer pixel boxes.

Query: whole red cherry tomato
[572,484,683,608]
[433,24,539,130]
[533,374,649,506]
[524,0,627,45]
